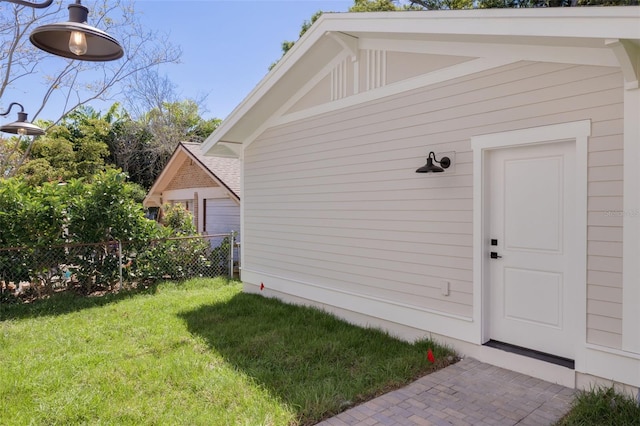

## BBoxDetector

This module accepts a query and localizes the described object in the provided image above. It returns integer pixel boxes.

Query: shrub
[0,174,231,299]
[60,170,160,293]
[0,179,67,296]
[0,171,160,296]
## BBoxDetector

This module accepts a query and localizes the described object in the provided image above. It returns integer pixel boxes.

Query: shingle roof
[181,142,241,198]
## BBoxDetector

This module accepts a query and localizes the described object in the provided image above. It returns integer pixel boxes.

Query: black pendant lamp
[0,103,45,136]
[416,151,451,173]
[29,0,124,62]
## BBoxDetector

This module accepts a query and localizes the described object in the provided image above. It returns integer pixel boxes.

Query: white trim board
[622,86,640,353]
[244,51,353,150]
[358,38,618,68]
[271,57,517,130]
[242,268,478,343]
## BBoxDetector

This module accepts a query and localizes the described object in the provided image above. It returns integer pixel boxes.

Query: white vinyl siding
[384,52,473,86]
[204,198,241,259]
[243,60,623,341]
[586,117,624,349]
[288,74,332,114]
[204,198,240,237]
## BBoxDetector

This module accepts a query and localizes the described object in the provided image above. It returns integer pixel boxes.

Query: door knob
[490,252,502,259]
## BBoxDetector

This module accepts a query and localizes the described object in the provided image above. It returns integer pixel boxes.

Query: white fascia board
[201,12,336,156]
[145,146,187,200]
[321,8,640,40]
[243,50,353,149]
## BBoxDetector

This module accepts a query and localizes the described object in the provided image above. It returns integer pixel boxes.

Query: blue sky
[132,0,354,119]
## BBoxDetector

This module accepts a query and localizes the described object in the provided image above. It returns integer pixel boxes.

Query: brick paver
[316,358,576,426]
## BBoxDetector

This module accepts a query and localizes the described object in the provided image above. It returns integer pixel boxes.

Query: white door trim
[471,120,590,365]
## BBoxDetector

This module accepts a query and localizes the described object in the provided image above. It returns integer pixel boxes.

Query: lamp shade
[0,111,45,136]
[29,2,123,62]
[416,151,451,173]
[416,158,444,173]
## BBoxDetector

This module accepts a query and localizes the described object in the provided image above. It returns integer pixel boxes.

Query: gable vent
[331,58,349,101]
[366,49,386,91]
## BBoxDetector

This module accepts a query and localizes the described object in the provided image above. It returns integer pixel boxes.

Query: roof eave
[202,11,342,155]
[201,7,640,156]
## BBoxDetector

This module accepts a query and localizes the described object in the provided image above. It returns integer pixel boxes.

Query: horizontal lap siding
[205,198,240,236]
[244,60,623,331]
[586,116,624,349]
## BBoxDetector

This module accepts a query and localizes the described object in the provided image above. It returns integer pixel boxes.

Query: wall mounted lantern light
[0,102,46,136]
[416,151,451,173]
[29,0,124,61]
[2,0,124,61]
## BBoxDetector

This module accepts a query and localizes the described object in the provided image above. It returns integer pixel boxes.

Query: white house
[144,142,240,238]
[202,8,640,392]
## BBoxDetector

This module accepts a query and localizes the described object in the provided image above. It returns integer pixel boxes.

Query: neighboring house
[144,142,240,239]
[202,8,640,392]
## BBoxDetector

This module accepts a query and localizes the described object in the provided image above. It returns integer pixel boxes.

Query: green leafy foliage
[0,172,231,298]
[16,136,76,185]
[0,179,67,292]
[160,202,198,236]
[350,0,400,11]
[0,172,161,295]
[15,108,114,186]
[126,100,222,188]
[0,179,65,249]
[15,102,221,190]
[58,170,159,292]
[64,170,157,245]
[273,9,331,65]
[408,0,473,8]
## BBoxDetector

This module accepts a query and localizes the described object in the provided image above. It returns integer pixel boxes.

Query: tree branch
[0,0,182,177]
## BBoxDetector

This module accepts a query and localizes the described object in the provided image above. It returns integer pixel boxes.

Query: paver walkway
[316,357,576,426]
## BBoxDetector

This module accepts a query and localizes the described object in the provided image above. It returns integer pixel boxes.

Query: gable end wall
[243,60,624,350]
[165,159,219,191]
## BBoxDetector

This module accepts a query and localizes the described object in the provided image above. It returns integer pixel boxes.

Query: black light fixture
[28,0,124,62]
[416,151,451,173]
[0,102,46,136]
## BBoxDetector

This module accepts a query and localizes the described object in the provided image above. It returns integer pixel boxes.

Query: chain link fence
[0,233,239,301]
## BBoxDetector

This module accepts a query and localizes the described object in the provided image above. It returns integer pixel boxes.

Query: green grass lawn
[0,278,456,425]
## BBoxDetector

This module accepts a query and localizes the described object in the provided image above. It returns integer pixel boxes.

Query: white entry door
[487,140,577,360]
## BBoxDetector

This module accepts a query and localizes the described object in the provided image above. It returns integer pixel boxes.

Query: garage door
[204,198,240,239]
